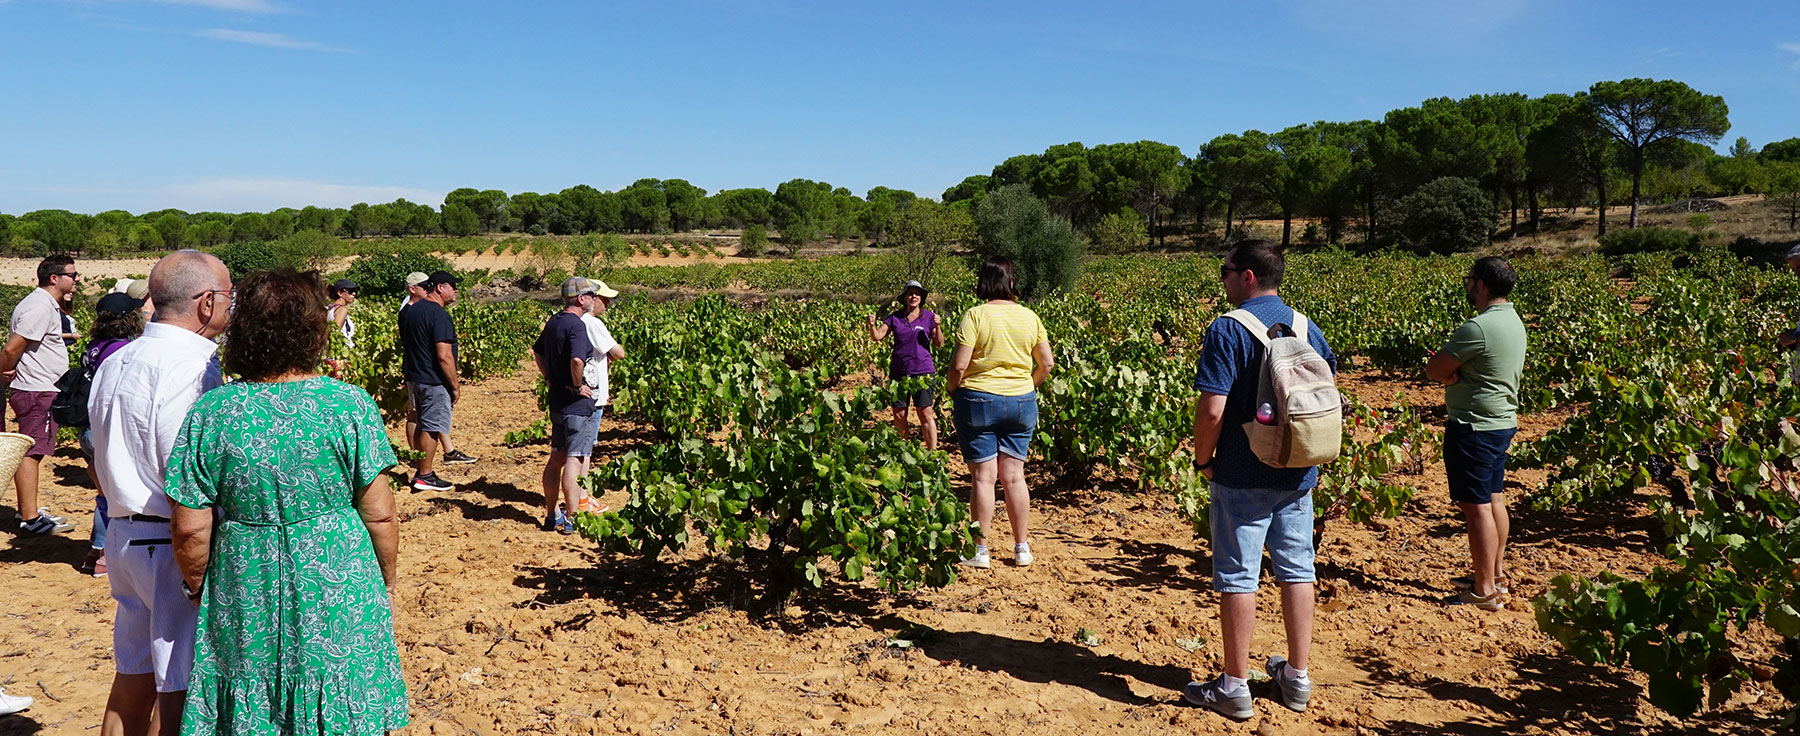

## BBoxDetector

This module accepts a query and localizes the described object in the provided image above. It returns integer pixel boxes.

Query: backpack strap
[1224,309,1273,346]
[1289,311,1308,341]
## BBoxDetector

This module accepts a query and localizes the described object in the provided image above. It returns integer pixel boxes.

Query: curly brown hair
[223,268,330,381]
[89,309,145,343]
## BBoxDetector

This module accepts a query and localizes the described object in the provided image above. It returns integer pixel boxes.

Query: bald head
[149,250,230,321]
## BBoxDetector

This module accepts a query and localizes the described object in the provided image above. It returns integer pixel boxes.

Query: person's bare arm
[865,314,890,341]
[171,504,215,599]
[1192,392,1228,479]
[354,475,399,588]
[931,322,946,348]
[0,332,33,377]
[570,356,591,399]
[1031,340,1054,388]
[435,342,461,403]
[606,344,624,361]
[331,307,349,330]
[1425,350,1463,386]
[945,344,974,393]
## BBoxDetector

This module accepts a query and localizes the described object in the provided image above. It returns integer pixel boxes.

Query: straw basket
[0,433,34,491]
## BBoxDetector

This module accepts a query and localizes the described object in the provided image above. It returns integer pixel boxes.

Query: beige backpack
[1225,309,1342,468]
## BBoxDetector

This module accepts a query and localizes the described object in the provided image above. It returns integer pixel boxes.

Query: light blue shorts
[1209,483,1316,594]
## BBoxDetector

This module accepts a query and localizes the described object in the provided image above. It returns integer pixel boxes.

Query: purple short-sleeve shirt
[884,310,938,378]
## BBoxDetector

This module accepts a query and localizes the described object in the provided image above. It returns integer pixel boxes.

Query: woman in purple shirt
[865,280,945,449]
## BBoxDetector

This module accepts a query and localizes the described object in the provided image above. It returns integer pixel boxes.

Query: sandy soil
[0,366,1788,735]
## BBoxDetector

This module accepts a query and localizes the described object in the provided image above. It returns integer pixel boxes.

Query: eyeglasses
[192,289,235,301]
[1220,265,1246,278]
[55,271,79,280]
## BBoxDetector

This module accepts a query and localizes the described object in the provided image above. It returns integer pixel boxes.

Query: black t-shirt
[399,299,458,386]
[533,311,595,416]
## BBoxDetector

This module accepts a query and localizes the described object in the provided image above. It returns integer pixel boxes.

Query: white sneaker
[0,687,33,716]
[1014,542,1033,566]
[959,547,991,569]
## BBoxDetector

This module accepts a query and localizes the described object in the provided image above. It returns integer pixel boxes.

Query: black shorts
[1444,420,1517,505]
[888,375,936,410]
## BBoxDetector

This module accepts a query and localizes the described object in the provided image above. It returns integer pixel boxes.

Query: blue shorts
[551,408,602,458]
[952,388,1037,463]
[1209,483,1316,594]
[1444,421,1516,505]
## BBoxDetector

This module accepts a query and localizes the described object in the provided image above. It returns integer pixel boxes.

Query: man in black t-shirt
[398,270,468,491]
[532,278,600,534]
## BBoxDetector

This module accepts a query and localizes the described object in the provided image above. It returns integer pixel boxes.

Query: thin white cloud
[194,27,347,52]
[157,178,443,212]
[1782,42,1800,57]
[146,0,283,12]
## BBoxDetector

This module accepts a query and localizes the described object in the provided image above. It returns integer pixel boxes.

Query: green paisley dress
[166,377,408,735]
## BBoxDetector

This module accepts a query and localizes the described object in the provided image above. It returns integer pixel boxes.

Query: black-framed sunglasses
[55,270,80,280]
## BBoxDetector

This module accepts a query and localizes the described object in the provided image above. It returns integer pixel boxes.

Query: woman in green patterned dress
[168,268,408,735]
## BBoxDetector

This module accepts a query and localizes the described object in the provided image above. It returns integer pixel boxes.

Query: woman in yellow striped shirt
[946,257,1053,569]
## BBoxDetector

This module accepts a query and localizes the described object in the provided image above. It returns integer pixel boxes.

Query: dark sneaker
[80,548,104,576]
[1265,656,1312,712]
[442,450,478,465]
[411,473,453,492]
[545,510,574,535]
[19,513,74,535]
[1184,676,1253,720]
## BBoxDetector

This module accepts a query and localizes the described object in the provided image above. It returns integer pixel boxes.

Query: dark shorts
[952,388,1037,463]
[1444,420,1516,505]
[889,375,936,411]
[9,389,58,457]
[408,382,453,435]
[550,409,602,458]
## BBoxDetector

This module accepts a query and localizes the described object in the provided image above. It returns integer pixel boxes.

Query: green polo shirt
[1443,301,1527,431]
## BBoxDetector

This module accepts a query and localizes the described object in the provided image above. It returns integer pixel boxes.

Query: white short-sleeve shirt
[579,313,618,405]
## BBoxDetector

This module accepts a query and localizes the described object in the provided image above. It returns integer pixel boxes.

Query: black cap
[426,270,462,288]
[96,292,144,316]
[331,278,358,292]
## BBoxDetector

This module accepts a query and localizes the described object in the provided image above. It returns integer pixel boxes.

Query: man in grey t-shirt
[1,254,81,534]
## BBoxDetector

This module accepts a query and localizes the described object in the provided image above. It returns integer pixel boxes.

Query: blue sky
[2,0,1797,214]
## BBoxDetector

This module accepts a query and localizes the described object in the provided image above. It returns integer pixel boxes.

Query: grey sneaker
[1265,656,1312,712]
[1183,676,1253,720]
[19,512,73,535]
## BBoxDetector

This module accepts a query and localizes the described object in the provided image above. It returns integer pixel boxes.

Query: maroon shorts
[9,390,58,457]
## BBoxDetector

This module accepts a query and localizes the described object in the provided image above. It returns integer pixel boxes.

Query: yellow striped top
[955,302,1049,396]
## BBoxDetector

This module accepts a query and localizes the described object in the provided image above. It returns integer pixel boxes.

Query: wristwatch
[1195,457,1214,472]
[182,580,202,602]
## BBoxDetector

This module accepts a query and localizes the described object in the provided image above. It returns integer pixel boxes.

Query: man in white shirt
[570,279,624,515]
[87,250,232,736]
[1,255,81,534]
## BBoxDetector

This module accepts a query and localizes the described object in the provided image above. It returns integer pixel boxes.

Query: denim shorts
[951,388,1037,463]
[1209,483,1316,594]
[408,382,454,435]
[1444,420,1517,505]
[550,408,602,458]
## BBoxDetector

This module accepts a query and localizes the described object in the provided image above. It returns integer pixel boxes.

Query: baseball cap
[404,272,429,288]
[96,292,144,316]
[587,278,620,298]
[112,278,152,301]
[331,278,358,292]
[425,270,462,288]
[561,276,600,298]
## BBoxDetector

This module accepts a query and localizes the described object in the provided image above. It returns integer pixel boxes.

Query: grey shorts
[409,382,453,435]
[550,408,602,457]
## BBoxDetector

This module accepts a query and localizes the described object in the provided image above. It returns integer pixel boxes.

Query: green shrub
[212,240,279,278]
[1089,208,1147,254]
[342,249,452,298]
[1598,226,1701,256]
[740,224,769,257]
[972,184,1084,300]
[1388,176,1494,254]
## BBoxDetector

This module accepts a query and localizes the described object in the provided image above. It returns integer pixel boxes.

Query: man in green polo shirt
[1426,256,1527,611]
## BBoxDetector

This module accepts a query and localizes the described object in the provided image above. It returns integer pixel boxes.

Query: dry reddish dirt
[1,366,1788,735]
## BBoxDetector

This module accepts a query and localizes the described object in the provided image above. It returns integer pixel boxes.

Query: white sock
[1286,667,1309,681]
[973,544,989,557]
[1015,542,1030,552]
[1218,674,1249,696]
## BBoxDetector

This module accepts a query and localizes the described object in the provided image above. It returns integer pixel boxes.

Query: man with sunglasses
[87,249,232,736]
[1,255,82,534]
